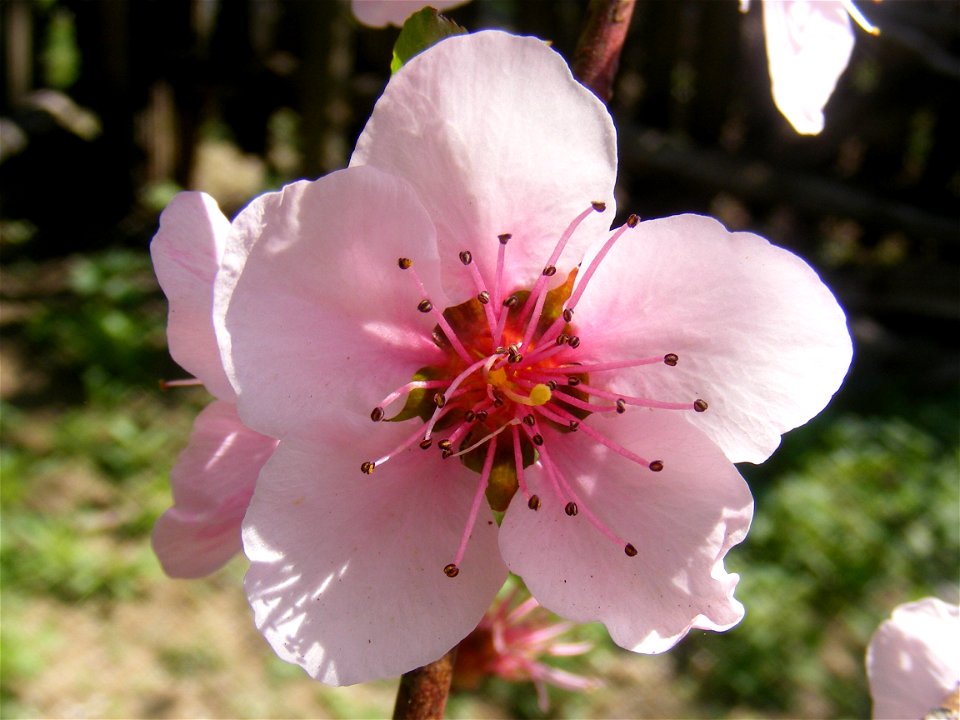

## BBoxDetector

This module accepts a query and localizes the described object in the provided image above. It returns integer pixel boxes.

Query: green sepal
[390,7,467,74]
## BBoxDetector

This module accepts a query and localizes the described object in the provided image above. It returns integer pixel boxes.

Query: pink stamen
[492,233,510,309]
[512,423,531,502]
[462,252,499,336]
[371,408,453,467]
[536,355,666,374]
[376,379,449,411]
[405,264,473,364]
[451,436,498,569]
[535,438,634,550]
[536,404,656,470]
[565,214,638,312]
[518,204,602,328]
[513,341,571,370]
[572,382,699,411]
[422,356,489,437]
[159,378,204,389]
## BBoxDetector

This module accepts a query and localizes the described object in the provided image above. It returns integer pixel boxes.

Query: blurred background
[1,0,957,717]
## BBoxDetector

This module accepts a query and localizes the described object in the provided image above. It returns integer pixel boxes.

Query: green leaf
[390,7,467,74]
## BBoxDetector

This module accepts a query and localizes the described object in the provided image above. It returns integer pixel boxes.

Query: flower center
[363,204,708,578]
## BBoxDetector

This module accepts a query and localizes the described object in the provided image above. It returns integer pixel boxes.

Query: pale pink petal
[351,31,617,296]
[573,213,852,464]
[351,0,469,28]
[216,166,447,442]
[152,400,278,578]
[243,433,508,685]
[867,597,960,720]
[499,412,752,653]
[150,191,235,400]
[763,0,855,135]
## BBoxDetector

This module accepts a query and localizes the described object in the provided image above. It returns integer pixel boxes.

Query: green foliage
[678,413,959,718]
[391,7,467,74]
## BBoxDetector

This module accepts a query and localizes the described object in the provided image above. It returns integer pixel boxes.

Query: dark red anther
[370,407,385,422]
[459,250,472,265]
[591,201,606,212]
[624,543,638,557]
[567,376,581,386]
[523,414,536,426]
[694,399,709,413]
[616,399,626,414]
[398,257,412,269]
[543,265,557,277]
[498,233,512,244]
[532,434,544,446]
[562,308,574,322]
[443,563,460,578]
[626,213,639,227]
[419,438,433,450]
[418,299,433,313]
[477,290,490,304]
[648,460,664,472]
[664,353,679,366]
[434,392,446,408]
[361,461,375,474]
[568,420,579,431]
[528,495,541,511]
[567,335,580,348]
[564,501,579,516]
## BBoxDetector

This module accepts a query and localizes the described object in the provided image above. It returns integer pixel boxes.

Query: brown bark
[392,648,457,720]
[572,0,637,103]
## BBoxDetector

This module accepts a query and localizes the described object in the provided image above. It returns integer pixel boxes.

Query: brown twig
[392,648,457,720]
[572,0,637,103]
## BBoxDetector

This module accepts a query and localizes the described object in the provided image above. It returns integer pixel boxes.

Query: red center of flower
[363,203,708,578]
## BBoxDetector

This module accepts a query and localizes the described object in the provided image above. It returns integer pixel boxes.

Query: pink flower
[351,0,469,28]
[207,31,851,684]
[150,192,278,579]
[453,587,600,712]
[867,597,960,720]
[742,0,879,135]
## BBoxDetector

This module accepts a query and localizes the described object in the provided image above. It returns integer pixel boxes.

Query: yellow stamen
[502,383,552,407]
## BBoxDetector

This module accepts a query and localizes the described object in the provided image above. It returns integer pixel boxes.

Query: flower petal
[867,597,960,720]
[763,0,855,135]
[351,31,617,296]
[150,191,234,400]
[573,213,852,464]
[351,0,469,28]
[499,412,752,653]
[243,432,509,685]
[152,400,277,578]
[217,166,447,442]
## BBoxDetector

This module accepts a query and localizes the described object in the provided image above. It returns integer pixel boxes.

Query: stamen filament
[450,437,499,570]
[405,264,473,364]
[370,409,453,468]
[513,341,571,369]
[536,355,667,374]
[376,379,449,411]
[422,357,491,439]
[511,423,531,502]
[492,233,510,309]
[159,378,204,389]
[534,437,635,551]
[572,382,701,411]
[449,418,520,458]
[518,204,601,328]
[565,214,638,312]
[535,404,657,470]
[463,253,499,336]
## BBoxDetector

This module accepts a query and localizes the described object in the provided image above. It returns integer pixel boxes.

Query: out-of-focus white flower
[742,0,879,135]
[351,0,469,28]
[866,597,960,720]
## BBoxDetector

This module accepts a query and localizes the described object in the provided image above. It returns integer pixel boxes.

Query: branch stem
[573,0,637,102]
[392,648,457,720]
